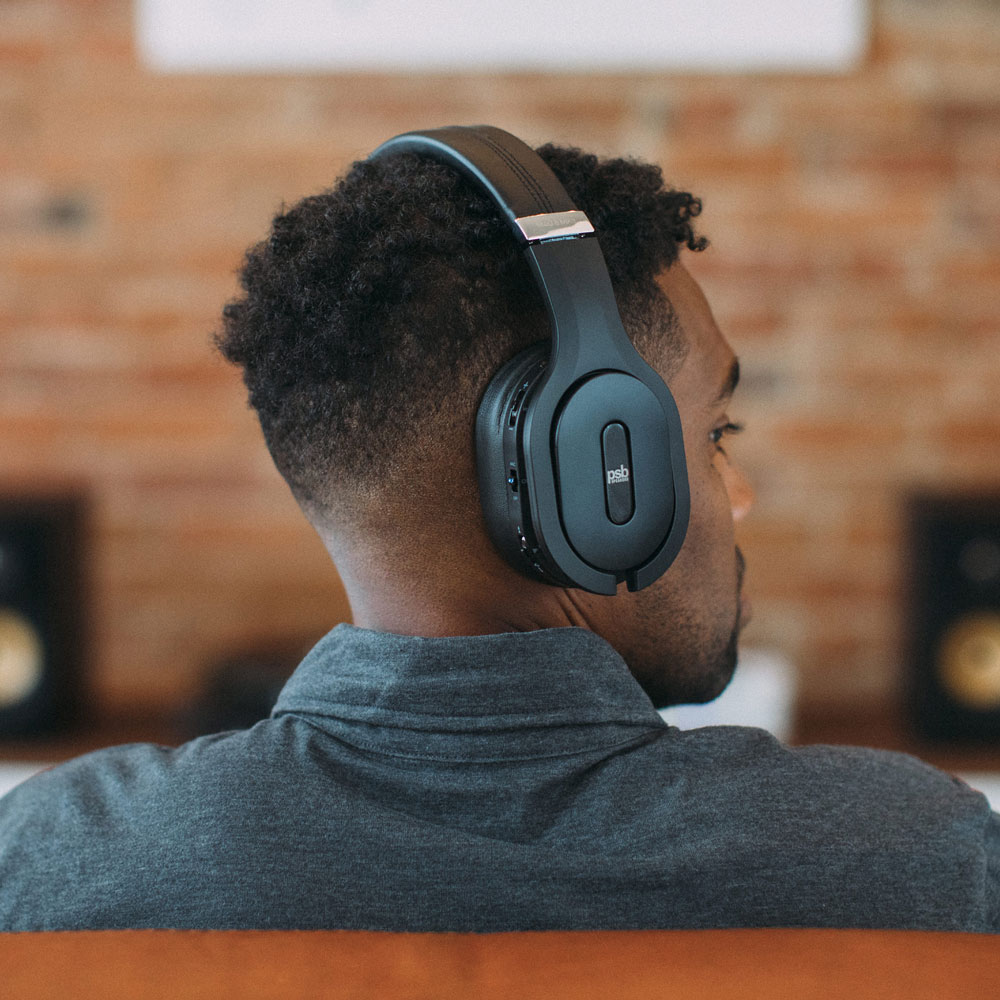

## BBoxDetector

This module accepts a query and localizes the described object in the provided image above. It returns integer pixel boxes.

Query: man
[1,129,997,932]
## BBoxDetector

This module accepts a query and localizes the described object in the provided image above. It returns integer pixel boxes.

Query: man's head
[217,135,751,707]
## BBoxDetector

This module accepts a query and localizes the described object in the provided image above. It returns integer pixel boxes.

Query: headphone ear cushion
[475,342,548,571]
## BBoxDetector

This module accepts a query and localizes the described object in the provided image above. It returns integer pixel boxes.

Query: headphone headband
[369,125,594,245]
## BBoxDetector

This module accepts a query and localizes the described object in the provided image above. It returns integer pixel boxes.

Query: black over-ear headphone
[370,125,689,595]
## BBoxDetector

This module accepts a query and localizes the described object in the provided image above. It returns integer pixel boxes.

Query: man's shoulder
[663,724,992,830]
[1,733,221,849]
[672,721,966,781]
[0,719,307,930]
[1,715,303,820]
[0,719,309,846]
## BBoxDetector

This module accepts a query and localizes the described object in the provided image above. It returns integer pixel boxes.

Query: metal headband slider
[515,210,595,243]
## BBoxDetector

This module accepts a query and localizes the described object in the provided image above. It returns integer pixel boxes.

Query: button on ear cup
[554,373,675,572]
[475,343,551,580]
[600,422,636,526]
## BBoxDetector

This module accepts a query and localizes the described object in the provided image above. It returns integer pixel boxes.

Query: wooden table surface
[2,928,998,1000]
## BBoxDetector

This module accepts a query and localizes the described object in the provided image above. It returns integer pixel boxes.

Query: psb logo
[606,464,630,485]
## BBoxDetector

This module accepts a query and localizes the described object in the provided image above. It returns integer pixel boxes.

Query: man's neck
[333,543,594,638]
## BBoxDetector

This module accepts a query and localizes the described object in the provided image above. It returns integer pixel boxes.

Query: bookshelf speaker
[0,496,86,737]
[907,495,1000,743]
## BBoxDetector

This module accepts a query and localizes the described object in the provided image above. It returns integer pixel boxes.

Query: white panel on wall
[137,0,869,73]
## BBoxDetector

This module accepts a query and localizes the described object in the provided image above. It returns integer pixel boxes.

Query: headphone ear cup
[552,371,677,574]
[475,342,548,578]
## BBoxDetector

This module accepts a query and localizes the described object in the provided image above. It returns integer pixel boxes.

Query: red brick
[2,0,999,724]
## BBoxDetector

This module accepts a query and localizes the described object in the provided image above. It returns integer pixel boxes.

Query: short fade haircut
[217,142,706,524]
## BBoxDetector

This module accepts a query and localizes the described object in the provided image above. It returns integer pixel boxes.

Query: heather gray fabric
[1,624,998,931]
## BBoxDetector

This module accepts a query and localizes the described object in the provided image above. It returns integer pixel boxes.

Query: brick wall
[2,0,998,719]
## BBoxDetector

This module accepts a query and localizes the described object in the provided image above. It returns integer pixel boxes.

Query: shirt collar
[272,624,668,760]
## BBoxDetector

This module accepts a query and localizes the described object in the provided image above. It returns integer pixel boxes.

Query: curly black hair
[217,141,706,525]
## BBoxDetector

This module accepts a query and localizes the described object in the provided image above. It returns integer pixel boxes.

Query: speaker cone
[937,612,1000,711]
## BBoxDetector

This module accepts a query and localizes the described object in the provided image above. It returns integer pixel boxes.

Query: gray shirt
[1,625,998,931]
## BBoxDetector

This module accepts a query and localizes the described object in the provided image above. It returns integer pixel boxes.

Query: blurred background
[1,0,998,762]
